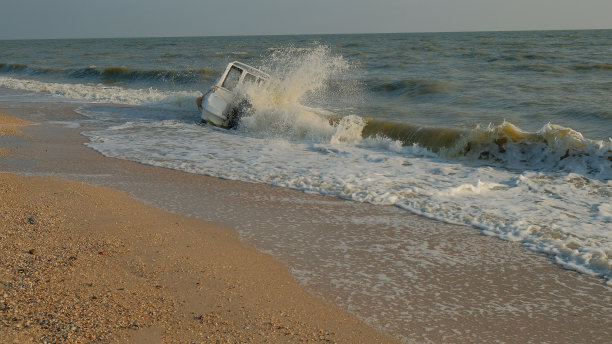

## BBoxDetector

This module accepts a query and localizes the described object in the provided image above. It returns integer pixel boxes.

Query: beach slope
[0,112,395,343]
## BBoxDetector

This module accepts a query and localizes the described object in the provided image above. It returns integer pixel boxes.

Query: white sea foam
[46,121,81,128]
[77,103,612,284]
[237,45,363,144]
[0,76,199,108]
[438,180,507,196]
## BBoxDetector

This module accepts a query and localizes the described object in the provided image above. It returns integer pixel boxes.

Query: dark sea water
[1,31,611,287]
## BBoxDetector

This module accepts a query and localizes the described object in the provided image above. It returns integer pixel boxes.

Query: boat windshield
[243,73,261,85]
[222,66,242,91]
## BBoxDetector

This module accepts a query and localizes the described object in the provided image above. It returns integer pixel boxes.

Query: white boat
[199,61,269,128]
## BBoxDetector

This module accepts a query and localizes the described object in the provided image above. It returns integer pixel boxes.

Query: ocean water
[1,30,611,289]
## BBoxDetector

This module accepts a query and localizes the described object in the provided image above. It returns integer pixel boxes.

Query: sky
[1,0,611,40]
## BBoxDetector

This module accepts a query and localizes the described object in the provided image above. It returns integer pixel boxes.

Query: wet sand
[1,100,611,343]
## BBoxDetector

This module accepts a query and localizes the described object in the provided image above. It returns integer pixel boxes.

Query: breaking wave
[362,118,611,177]
[3,47,609,180]
[222,46,612,179]
[0,76,200,108]
[245,110,612,178]
[444,121,612,178]
[336,117,610,178]
[237,45,364,143]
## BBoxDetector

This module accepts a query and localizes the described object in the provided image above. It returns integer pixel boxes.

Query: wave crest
[0,61,219,85]
[360,119,611,178]
[447,121,611,177]
[572,64,612,71]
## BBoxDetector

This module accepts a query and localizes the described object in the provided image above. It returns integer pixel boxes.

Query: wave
[0,61,219,85]
[487,53,550,62]
[362,120,465,151]
[368,79,452,97]
[452,122,610,175]
[222,45,611,179]
[572,64,612,71]
[0,76,200,108]
[3,45,609,180]
[0,62,50,75]
[361,119,611,178]
[241,92,610,178]
[342,42,369,48]
[514,63,567,73]
[72,66,219,84]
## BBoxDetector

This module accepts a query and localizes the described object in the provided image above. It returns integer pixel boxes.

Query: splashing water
[238,45,367,144]
[230,46,611,182]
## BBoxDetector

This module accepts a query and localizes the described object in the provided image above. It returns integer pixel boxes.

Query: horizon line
[1,28,611,42]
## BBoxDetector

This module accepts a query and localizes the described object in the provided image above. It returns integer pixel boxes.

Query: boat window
[243,73,259,85]
[222,66,242,91]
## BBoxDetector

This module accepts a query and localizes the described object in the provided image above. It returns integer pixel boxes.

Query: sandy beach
[1,100,611,343]
[0,110,396,343]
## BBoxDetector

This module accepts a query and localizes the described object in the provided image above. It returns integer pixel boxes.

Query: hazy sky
[1,0,611,40]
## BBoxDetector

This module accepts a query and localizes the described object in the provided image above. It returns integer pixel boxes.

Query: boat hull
[201,86,233,127]
[200,61,269,129]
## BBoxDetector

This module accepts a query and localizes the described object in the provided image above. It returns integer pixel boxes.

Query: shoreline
[1,101,611,343]
[0,110,396,343]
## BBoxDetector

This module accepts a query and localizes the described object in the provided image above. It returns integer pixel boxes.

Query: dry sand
[1,112,397,343]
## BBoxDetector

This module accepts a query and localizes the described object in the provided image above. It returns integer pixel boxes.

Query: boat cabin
[200,61,269,128]
[219,61,269,91]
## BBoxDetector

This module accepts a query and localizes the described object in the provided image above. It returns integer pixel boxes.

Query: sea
[1,31,611,294]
